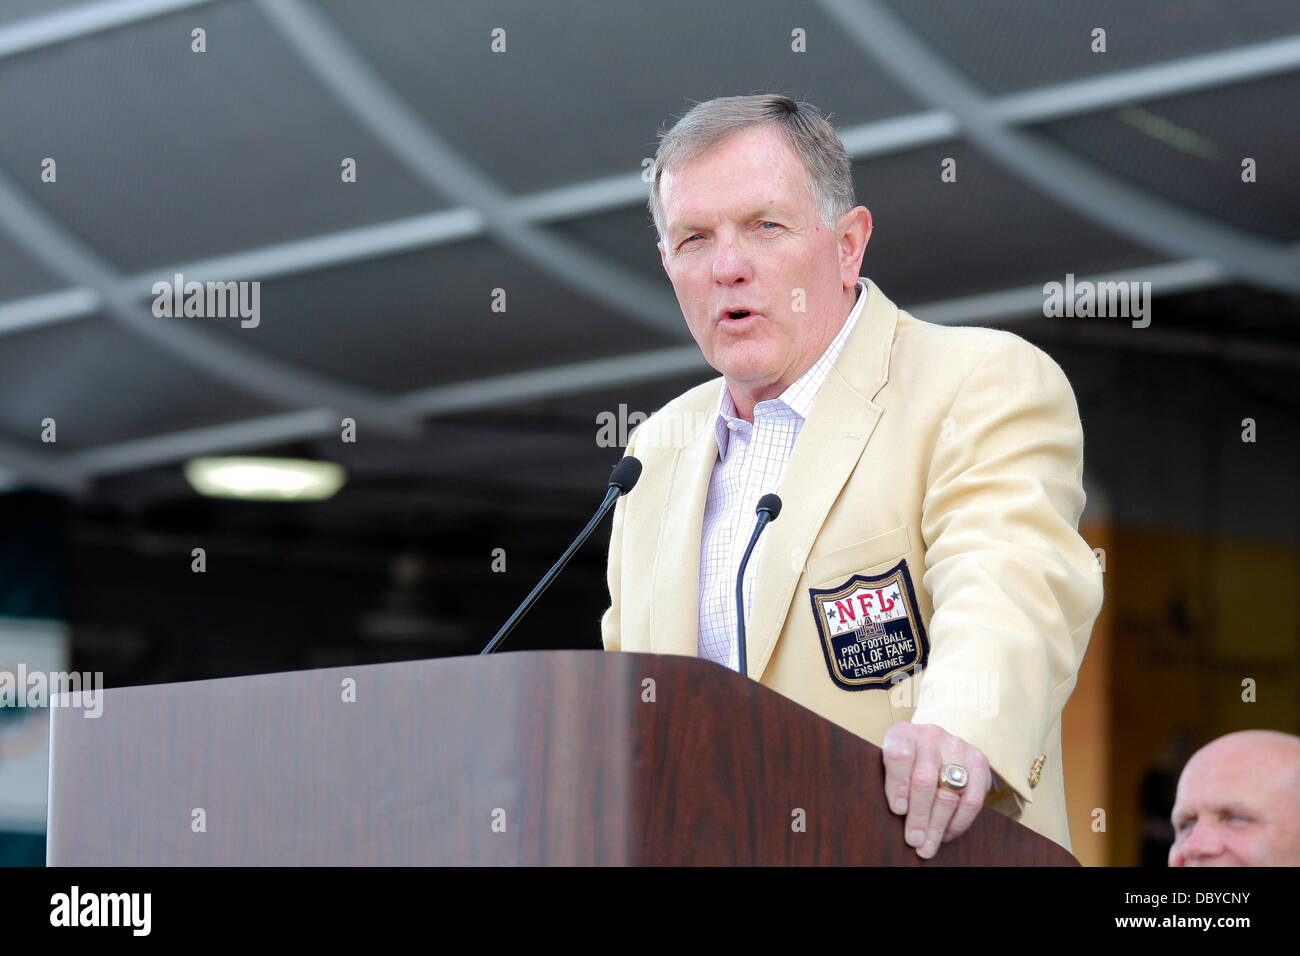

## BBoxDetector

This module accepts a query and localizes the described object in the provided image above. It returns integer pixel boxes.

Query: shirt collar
[713,278,870,458]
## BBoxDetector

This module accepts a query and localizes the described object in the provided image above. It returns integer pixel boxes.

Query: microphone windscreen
[609,456,642,494]
[757,493,782,521]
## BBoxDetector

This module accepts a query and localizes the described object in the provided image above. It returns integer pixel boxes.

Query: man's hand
[882,721,992,859]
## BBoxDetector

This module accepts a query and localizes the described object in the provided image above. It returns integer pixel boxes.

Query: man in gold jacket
[601,94,1104,857]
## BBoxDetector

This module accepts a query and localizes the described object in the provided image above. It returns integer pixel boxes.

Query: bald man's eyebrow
[1174,804,1258,825]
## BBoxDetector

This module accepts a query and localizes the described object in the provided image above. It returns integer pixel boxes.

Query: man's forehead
[1174,760,1277,815]
[1185,737,1299,782]
[659,130,810,217]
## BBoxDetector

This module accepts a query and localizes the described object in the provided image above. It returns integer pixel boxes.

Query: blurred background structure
[0,0,1298,866]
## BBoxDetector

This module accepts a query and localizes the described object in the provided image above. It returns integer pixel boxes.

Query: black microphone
[481,456,642,655]
[735,493,782,676]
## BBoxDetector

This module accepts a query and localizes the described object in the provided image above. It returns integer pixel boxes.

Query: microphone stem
[734,514,771,676]
[481,484,622,655]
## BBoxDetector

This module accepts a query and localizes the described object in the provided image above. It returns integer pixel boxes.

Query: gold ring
[939,763,969,792]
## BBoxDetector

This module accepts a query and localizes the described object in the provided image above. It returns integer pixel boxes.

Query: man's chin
[713,350,781,386]
[718,369,784,399]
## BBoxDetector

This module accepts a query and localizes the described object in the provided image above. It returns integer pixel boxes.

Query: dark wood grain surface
[47,650,1076,866]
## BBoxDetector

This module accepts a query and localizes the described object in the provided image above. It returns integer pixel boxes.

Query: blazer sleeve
[912,334,1104,806]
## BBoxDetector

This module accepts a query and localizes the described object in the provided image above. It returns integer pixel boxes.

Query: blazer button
[1028,755,1046,789]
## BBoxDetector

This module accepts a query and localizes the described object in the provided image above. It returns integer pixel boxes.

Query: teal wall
[0,831,44,866]
[0,491,67,867]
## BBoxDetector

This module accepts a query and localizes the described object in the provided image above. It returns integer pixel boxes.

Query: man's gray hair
[648,94,856,244]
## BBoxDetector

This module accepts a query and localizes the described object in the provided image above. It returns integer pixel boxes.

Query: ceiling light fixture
[183,457,346,501]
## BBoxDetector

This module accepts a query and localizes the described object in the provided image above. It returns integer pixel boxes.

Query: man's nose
[1179,820,1224,862]
[711,232,754,285]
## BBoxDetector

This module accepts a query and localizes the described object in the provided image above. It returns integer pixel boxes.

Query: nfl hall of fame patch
[808,559,930,691]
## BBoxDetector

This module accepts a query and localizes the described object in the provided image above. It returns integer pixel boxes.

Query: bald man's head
[1169,730,1300,867]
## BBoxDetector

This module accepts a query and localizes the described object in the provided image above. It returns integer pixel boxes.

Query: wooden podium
[47,651,1076,865]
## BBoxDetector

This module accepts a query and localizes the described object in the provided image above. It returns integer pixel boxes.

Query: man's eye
[760,221,780,230]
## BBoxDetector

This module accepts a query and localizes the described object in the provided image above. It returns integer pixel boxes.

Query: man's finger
[903,730,943,850]
[941,758,991,844]
[920,746,974,858]
[881,723,917,816]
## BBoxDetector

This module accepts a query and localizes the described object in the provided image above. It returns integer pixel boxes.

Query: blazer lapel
[746,283,900,679]
[650,386,723,658]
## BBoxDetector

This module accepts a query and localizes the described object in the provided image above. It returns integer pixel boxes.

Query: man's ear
[839,206,872,287]
[658,241,669,275]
